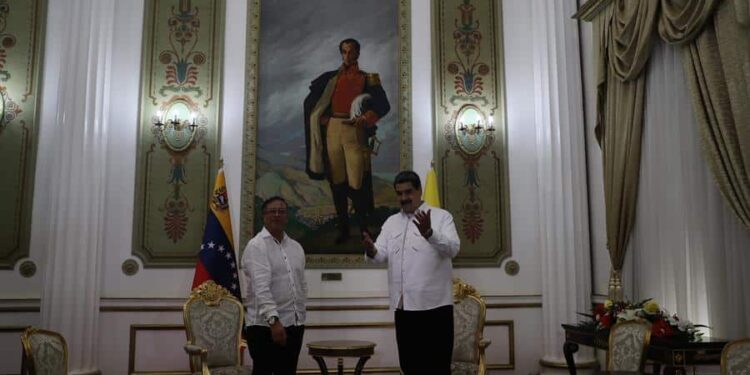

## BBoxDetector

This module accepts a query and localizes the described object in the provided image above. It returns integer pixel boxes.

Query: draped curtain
[592,0,750,299]
[659,0,750,229]
[594,0,658,298]
[631,38,750,338]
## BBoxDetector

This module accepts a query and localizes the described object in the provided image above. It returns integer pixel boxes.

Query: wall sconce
[458,115,495,135]
[453,105,494,156]
[150,101,207,152]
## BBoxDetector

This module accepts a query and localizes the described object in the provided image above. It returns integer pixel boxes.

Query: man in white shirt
[242,196,307,375]
[363,170,460,375]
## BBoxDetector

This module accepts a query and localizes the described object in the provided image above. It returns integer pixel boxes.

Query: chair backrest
[452,278,488,375]
[607,319,652,372]
[721,338,750,375]
[183,280,245,371]
[20,327,68,375]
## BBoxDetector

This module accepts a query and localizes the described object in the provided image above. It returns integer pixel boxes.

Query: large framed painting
[241,0,411,268]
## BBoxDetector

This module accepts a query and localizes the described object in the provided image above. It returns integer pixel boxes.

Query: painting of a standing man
[303,38,391,244]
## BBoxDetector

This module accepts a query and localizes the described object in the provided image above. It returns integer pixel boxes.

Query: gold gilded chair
[20,327,68,375]
[721,338,750,375]
[451,278,491,375]
[183,280,250,375]
[607,320,652,372]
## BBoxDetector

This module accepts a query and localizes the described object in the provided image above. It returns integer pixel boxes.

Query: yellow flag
[424,164,440,208]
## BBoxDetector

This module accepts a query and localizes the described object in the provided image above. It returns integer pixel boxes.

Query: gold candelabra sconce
[453,104,495,156]
[457,115,495,136]
[150,100,207,153]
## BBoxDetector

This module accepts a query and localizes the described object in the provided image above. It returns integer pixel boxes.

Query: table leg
[337,357,343,375]
[563,340,579,375]
[354,356,371,375]
[653,362,662,375]
[312,356,329,375]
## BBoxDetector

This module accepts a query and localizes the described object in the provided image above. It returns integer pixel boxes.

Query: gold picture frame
[240,0,412,268]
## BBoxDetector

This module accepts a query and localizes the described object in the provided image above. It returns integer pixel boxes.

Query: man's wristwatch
[266,316,279,325]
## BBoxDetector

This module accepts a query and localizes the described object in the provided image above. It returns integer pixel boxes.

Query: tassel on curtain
[584,0,750,300]
[594,0,658,300]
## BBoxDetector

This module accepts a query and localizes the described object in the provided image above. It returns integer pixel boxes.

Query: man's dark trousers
[245,325,305,375]
[394,304,454,375]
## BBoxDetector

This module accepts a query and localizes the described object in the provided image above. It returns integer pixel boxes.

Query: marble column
[38,0,115,373]
[530,0,597,371]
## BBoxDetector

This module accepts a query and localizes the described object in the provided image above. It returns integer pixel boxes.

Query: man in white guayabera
[363,170,460,375]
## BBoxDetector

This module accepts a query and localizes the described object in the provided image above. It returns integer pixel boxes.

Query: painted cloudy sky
[256,0,400,177]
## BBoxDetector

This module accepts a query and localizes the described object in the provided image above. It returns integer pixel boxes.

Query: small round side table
[307,340,376,375]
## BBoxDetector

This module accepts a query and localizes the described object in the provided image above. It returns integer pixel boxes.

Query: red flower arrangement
[578,299,708,341]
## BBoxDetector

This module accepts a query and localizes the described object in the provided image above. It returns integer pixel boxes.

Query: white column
[531,0,596,371]
[39,0,115,373]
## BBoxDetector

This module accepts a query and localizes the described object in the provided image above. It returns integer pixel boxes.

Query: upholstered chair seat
[721,338,750,375]
[451,278,491,375]
[184,280,249,375]
[21,327,68,375]
[607,320,652,372]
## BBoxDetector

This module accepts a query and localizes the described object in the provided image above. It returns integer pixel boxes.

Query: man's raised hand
[363,230,377,258]
[413,209,432,239]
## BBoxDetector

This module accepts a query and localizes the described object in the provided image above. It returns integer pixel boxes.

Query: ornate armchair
[721,338,750,375]
[451,278,491,375]
[607,320,652,372]
[183,280,250,375]
[20,327,68,375]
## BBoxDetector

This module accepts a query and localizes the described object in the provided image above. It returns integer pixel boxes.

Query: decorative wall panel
[133,0,224,267]
[433,0,510,266]
[0,0,45,269]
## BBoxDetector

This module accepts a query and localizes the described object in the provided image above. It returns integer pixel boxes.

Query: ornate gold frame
[20,326,69,375]
[182,281,245,374]
[240,0,412,268]
[606,319,652,372]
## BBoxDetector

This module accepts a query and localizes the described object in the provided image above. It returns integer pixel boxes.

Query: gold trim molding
[99,302,541,313]
[0,325,30,332]
[128,324,186,375]
[485,320,515,370]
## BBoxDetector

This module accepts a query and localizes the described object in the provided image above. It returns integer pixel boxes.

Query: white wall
[0,0,586,373]
[94,0,546,301]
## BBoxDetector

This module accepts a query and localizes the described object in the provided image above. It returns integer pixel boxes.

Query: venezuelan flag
[191,168,241,301]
